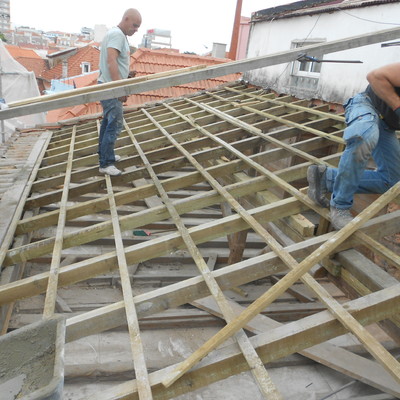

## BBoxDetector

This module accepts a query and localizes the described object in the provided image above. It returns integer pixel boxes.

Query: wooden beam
[79,285,400,400]
[192,296,400,398]
[162,182,400,387]
[125,117,283,398]
[43,126,76,318]
[4,182,304,267]
[1,27,400,120]
[62,212,399,343]
[104,171,153,399]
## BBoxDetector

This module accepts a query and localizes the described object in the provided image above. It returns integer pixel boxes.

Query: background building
[0,0,10,32]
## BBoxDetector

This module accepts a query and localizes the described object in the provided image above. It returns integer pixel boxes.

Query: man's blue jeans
[99,98,123,168]
[325,92,400,209]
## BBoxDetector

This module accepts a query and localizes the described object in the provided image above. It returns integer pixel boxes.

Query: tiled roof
[127,48,240,103]
[5,45,42,59]
[5,45,49,80]
[61,71,99,88]
[15,57,48,78]
[42,45,100,81]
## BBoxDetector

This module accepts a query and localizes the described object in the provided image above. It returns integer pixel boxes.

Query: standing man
[307,63,400,229]
[98,8,142,176]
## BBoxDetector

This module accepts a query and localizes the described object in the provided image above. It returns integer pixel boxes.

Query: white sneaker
[99,165,122,176]
[115,154,121,162]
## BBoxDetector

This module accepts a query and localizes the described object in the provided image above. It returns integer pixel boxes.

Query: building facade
[244,0,400,104]
[0,0,10,32]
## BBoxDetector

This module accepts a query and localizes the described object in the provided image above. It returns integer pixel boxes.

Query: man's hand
[128,70,137,78]
[118,96,128,103]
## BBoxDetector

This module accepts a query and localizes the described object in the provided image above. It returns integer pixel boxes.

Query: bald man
[98,9,142,176]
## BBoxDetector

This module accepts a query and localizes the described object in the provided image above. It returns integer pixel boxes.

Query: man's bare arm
[367,63,400,110]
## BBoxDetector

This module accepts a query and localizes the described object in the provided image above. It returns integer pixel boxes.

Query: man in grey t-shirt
[98,8,141,176]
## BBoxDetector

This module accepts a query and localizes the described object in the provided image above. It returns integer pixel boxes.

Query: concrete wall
[244,3,400,104]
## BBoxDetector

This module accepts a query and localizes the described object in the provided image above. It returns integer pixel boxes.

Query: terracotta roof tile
[124,48,240,108]
[5,45,42,59]
[15,57,48,78]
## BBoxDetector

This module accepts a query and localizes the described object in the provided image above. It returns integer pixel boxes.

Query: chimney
[228,0,243,60]
[212,43,227,59]
[62,60,68,78]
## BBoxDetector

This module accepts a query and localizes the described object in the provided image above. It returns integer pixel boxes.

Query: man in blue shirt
[98,8,142,176]
[307,63,400,229]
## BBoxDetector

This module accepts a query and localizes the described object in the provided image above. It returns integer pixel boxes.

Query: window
[291,40,324,77]
[81,62,91,74]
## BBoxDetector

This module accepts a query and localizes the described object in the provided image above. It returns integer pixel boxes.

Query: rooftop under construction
[0,28,400,400]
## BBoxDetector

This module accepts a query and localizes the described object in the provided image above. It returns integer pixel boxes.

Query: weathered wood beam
[192,296,400,397]
[83,285,400,400]
[2,27,400,119]
[127,116,283,398]
[105,171,153,399]
[61,210,399,341]
[162,182,400,387]
[6,177,285,266]
[43,126,76,318]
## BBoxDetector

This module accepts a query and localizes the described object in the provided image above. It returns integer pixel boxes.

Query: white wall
[245,3,400,103]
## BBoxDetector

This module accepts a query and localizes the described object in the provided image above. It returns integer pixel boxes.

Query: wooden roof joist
[1,30,400,399]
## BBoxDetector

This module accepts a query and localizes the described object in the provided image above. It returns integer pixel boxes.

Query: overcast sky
[10,0,293,54]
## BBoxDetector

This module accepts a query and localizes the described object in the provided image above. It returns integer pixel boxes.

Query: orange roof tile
[16,57,48,78]
[59,71,98,88]
[5,45,42,59]
[125,48,240,107]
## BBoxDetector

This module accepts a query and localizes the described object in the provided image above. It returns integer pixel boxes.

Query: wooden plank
[2,27,400,119]
[143,102,400,387]
[162,182,400,387]
[1,208,399,315]
[43,126,76,318]
[125,118,282,398]
[4,182,304,267]
[105,172,153,399]
[192,296,400,398]
[132,177,163,209]
[10,65,208,108]
[226,86,345,122]
[334,249,400,344]
[17,138,288,233]
[81,285,400,400]
[270,275,315,303]
[161,101,400,384]
[62,212,399,343]
[356,231,400,270]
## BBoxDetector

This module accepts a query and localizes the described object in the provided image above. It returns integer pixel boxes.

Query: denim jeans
[98,98,123,168]
[325,92,400,209]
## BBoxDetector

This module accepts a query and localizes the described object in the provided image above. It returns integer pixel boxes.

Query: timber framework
[0,27,400,400]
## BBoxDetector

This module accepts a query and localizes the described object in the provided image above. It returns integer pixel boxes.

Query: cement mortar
[0,318,63,399]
